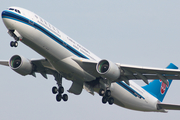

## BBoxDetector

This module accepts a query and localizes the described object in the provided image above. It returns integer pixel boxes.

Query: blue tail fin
[142,63,178,102]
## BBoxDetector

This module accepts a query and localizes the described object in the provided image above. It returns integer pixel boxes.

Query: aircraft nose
[1,10,14,30]
[1,10,7,19]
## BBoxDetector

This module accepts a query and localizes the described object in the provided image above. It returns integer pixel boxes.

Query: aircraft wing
[72,57,180,84]
[0,59,57,78]
[117,63,180,84]
[157,103,180,110]
[30,59,57,76]
[2,56,180,85]
[0,60,9,66]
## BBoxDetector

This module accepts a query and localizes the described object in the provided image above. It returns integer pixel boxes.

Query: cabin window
[48,23,51,28]
[44,21,47,25]
[40,18,43,22]
[14,9,21,13]
[35,15,38,19]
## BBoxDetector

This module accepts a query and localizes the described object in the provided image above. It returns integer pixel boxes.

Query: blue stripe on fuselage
[116,81,145,99]
[2,10,88,59]
[2,10,145,99]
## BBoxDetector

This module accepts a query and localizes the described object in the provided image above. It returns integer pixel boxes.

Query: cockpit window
[15,9,21,14]
[8,8,21,14]
[18,10,21,13]
[9,8,14,11]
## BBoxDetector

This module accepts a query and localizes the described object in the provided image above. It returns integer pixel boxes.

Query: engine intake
[9,55,33,76]
[96,59,120,81]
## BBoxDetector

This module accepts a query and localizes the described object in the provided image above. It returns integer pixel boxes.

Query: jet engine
[9,55,33,76]
[96,59,120,81]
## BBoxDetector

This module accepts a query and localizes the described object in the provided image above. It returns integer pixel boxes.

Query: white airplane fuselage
[2,7,163,112]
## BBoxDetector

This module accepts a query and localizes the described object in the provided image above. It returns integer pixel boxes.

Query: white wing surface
[72,58,180,84]
[2,57,180,85]
[0,59,57,77]
[117,63,180,84]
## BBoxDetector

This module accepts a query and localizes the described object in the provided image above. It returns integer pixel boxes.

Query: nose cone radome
[1,10,6,18]
[1,10,14,30]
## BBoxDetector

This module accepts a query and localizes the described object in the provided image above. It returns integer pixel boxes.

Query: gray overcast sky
[1,0,180,120]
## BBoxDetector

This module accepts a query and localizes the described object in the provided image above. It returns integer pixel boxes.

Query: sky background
[1,0,180,120]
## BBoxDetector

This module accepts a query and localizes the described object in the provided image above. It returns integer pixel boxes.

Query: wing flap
[31,59,59,79]
[120,74,180,80]
[117,63,180,83]
[31,59,56,74]
[158,103,180,110]
[118,63,180,75]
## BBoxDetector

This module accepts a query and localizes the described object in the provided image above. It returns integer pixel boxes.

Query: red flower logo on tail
[160,80,169,94]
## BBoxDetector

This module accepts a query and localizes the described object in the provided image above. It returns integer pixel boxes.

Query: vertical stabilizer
[142,63,178,102]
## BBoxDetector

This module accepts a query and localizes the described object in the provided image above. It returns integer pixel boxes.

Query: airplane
[1,6,180,112]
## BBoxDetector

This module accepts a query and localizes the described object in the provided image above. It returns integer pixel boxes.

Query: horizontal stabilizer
[158,103,180,110]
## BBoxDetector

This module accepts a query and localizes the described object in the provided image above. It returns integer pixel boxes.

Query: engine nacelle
[9,55,33,76]
[96,59,120,81]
